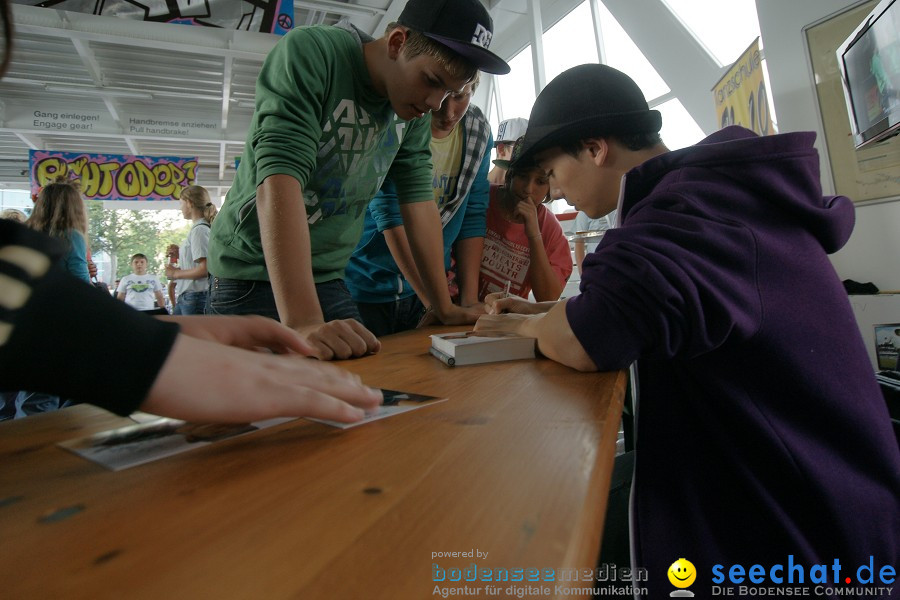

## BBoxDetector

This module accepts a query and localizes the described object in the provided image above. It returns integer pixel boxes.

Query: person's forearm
[575,242,586,275]
[382,226,430,305]
[519,301,597,371]
[454,236,484,306]
[526,235,565,301]
[155,291,167,308]
[256,174,324,329]
[170,260,208,281]
[399,202,456,317]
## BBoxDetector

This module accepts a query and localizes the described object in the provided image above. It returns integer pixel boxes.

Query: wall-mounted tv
[836,0,900,149]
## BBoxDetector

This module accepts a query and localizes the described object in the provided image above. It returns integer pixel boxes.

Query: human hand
[434,303,486,326]
[484,292,545,315]
[515,199,539,233]
[143,334,383,424]
[295,319,381,361]
[165,264,178,279]
[161,314,316,355]
[474,312,538,336]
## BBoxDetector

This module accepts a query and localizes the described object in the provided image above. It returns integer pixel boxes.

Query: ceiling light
[43,84,154,100]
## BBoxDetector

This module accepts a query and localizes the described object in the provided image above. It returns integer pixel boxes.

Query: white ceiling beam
[489,0,583,65]
[294,0,386,18]
[13,132,42,150]
[588,0,608,64]
[221,56,234,130]
[218,142,227,181]
[373,0,407,38]
[527,0,547,94]
[101,96,123,124]
[124,136,139,155]
[71,38,104,84]
[71,37,132,131]
[598,0,720,134]
[11,4,277,61]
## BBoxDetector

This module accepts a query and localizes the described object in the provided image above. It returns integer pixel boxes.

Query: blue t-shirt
[62,229,90,282]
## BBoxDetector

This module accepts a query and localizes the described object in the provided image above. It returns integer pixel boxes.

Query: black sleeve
[0,220,180,416]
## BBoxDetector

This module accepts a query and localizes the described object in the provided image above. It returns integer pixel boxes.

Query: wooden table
[0,327,625,599]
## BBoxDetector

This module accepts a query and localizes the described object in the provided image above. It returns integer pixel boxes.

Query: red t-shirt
[478,185,572,301]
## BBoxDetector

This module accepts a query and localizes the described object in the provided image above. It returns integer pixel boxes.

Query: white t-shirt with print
[117,273,163,311]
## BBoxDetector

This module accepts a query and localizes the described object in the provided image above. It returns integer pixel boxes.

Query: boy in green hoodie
[207,0,510,360]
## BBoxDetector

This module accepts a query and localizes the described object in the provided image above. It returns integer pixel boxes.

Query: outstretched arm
[256,174,380,360]
[144,333,381,424]
[400,201,482,324]
[475,298,596,372]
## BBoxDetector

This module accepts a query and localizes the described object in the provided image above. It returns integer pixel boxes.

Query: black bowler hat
[511,64,662,167]
[398,0,511,75]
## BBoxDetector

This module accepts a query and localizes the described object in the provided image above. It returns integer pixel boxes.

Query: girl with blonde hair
[166,185,217,314]
[27,178,90,282]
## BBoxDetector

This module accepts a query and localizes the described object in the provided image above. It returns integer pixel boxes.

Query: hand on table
[144,333,382,424]
[295,319,381,361]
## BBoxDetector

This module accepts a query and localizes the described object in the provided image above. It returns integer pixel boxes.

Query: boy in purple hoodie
[476,64,899,597]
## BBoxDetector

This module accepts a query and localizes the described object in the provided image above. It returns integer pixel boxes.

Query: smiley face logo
[668,558,696,589]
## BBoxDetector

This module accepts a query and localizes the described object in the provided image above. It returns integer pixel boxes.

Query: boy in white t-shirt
[116,254,167,314]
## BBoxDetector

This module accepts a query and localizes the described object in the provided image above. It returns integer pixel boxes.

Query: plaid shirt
[439,104,491,227]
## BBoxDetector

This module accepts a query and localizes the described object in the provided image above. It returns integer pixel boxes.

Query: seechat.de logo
[668,558,697,597]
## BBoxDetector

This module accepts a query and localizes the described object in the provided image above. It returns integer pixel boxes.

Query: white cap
[495,117,528,144]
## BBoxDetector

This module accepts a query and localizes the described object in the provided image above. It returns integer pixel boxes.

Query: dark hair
[131,253,148,263]
[504,165,552,204]
[561,131,662,157]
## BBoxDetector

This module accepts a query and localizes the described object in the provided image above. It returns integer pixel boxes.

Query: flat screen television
[836,0,900,148]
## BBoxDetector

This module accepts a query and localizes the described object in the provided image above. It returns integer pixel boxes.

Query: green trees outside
[87,201,190,281]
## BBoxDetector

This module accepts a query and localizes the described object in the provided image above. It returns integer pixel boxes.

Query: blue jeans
[356,296,426,337]
[173,291,208,315]
[0,391,76,420]
[206,276,362,323]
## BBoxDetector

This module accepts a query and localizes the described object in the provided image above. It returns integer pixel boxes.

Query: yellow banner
[712,38,775,135]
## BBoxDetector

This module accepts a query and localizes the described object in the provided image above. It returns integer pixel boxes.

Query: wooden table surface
[0,326,625,599]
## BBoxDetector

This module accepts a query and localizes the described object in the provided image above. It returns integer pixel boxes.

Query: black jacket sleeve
[0,220,179,416]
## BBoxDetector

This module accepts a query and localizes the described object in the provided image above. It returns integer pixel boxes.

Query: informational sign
[712,38,775,136]
[13,0,294,35]
[30,150,198,201]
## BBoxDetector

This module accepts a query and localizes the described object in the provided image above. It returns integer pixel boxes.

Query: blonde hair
[1,208,27,223]
[28,177,88,238]
[386,23,478,83]
[181,185,217,224]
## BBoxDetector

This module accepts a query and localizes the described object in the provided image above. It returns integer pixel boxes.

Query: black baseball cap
[398,0,511,75]
[511,64,662,168]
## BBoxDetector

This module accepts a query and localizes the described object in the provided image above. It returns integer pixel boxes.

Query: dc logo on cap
[472,24,492,49]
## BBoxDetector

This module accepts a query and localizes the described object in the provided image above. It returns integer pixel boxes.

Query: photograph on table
[873,323,900,370]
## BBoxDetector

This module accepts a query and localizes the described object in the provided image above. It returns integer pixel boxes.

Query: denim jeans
[356,296,426,337]
[0,391,76,421]
[173,291,208,315]
[206,276,362,323]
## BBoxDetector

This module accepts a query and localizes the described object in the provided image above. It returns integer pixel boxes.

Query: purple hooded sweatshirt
[566,127,899,597]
